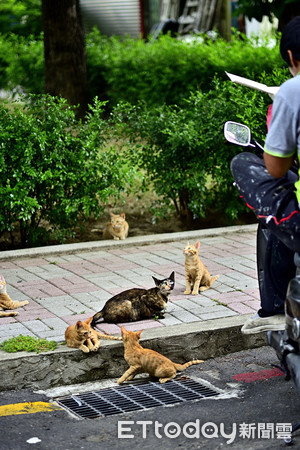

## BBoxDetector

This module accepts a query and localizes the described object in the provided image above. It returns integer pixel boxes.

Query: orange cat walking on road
[183,241,219,295]
[118,326,204,384]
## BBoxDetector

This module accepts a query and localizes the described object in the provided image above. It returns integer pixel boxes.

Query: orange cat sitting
[118,326,204,384]
[65,317,122,353]
[183,241,219,295]
[103,212,129,240]
[0,274,29,318]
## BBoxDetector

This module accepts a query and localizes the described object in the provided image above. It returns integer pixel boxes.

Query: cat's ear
[136,330,143,339]
[169,271,175,281]
[76,321,83,329]
[152,276,160,286]
[121,326,127,336]
[195,241,200,250]
[85,317,93,325]
[121,212,126,219]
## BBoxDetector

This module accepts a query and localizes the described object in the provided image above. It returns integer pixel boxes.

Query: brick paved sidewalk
[0,226,260,343]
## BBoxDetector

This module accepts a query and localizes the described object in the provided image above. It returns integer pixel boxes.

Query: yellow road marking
[0,401,61,416]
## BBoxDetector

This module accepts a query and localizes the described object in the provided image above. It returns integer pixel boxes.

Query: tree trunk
[42,0,89,118]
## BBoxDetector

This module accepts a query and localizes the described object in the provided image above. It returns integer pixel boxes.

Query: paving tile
[1,268,41,284]
[95,323,122,335]
[5,285,29,301]
[62,313,94,325]
[198,309,237,320]
[42,317,69,331]
[15,310,55,322]
[13,258,49,268]
[0,261,19,270]
[169,310,203,323]
[158,315,182,326]
[0,322,35,339]
[24,320,54,333]
[118,320,163,331]
[227,302,257,314]
[13,281,66,299]
[35,295,94,317]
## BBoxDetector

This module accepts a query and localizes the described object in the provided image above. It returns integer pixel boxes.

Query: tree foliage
[0,0,42,36]
[0,95,132,247]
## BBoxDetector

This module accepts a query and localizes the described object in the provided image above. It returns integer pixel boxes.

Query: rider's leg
[259,232,296,316]
[231,152,299,332]
[231,152,300,253]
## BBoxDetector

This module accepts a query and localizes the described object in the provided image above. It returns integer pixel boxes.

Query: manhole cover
[57,377,223,419]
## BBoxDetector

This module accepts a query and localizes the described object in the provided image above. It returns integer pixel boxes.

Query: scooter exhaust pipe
[267,330,300,395]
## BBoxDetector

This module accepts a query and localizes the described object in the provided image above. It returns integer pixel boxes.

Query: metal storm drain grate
[57,377,222,419]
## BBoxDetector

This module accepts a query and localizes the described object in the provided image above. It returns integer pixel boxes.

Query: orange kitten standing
[103,212,129,240]
[183,241,219,295]
[118,326,204,384]
[65,317,121,353]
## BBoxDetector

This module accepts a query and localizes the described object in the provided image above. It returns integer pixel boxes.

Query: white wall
[80,0,142,37]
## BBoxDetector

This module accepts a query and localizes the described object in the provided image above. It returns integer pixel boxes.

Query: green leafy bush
[0,94,132,247]
[111,67,289,223]
[0,335,57,353]
[0,30,285,109]
[87,29,285,108]
[0,33,44,95]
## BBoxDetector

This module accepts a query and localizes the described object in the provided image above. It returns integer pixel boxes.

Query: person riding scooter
[231,16,300,334]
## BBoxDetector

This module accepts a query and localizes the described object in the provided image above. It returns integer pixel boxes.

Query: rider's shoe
[241,313,286,334]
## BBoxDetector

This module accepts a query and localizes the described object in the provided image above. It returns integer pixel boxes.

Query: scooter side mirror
[224,121,251,146]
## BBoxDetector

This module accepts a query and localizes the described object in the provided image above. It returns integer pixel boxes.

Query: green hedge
[87,30,285,108]
[0,95,133,247]
[0,30,286,108]
[0,30,292,240]
[109,67,290,223]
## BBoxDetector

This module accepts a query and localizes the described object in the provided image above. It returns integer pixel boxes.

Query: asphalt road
[1,346,299,450]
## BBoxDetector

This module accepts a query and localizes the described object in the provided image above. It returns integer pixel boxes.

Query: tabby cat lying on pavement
[92,272,175,326]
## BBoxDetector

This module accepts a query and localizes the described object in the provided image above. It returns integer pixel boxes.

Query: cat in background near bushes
[103,212,129,240]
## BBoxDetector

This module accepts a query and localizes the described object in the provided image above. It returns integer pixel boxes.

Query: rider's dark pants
[231,152,300,316]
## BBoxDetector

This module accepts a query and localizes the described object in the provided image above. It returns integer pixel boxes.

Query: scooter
[224,121,300,445]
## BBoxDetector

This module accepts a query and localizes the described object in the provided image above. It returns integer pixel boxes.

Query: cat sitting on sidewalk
[0,274,29,318]
[183,241,219,295]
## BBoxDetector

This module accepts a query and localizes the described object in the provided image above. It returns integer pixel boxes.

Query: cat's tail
[96,332,122,341]
[91,311,103,328]
[212,275,219,281]
[174,359,204,371]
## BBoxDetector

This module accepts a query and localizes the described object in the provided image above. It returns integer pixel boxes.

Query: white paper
[226,72,279,97]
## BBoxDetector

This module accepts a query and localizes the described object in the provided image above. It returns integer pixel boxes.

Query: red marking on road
[232,368,284,383]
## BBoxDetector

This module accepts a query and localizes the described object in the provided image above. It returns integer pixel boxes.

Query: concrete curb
[0,224,257,260]
[0,314,266,392]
